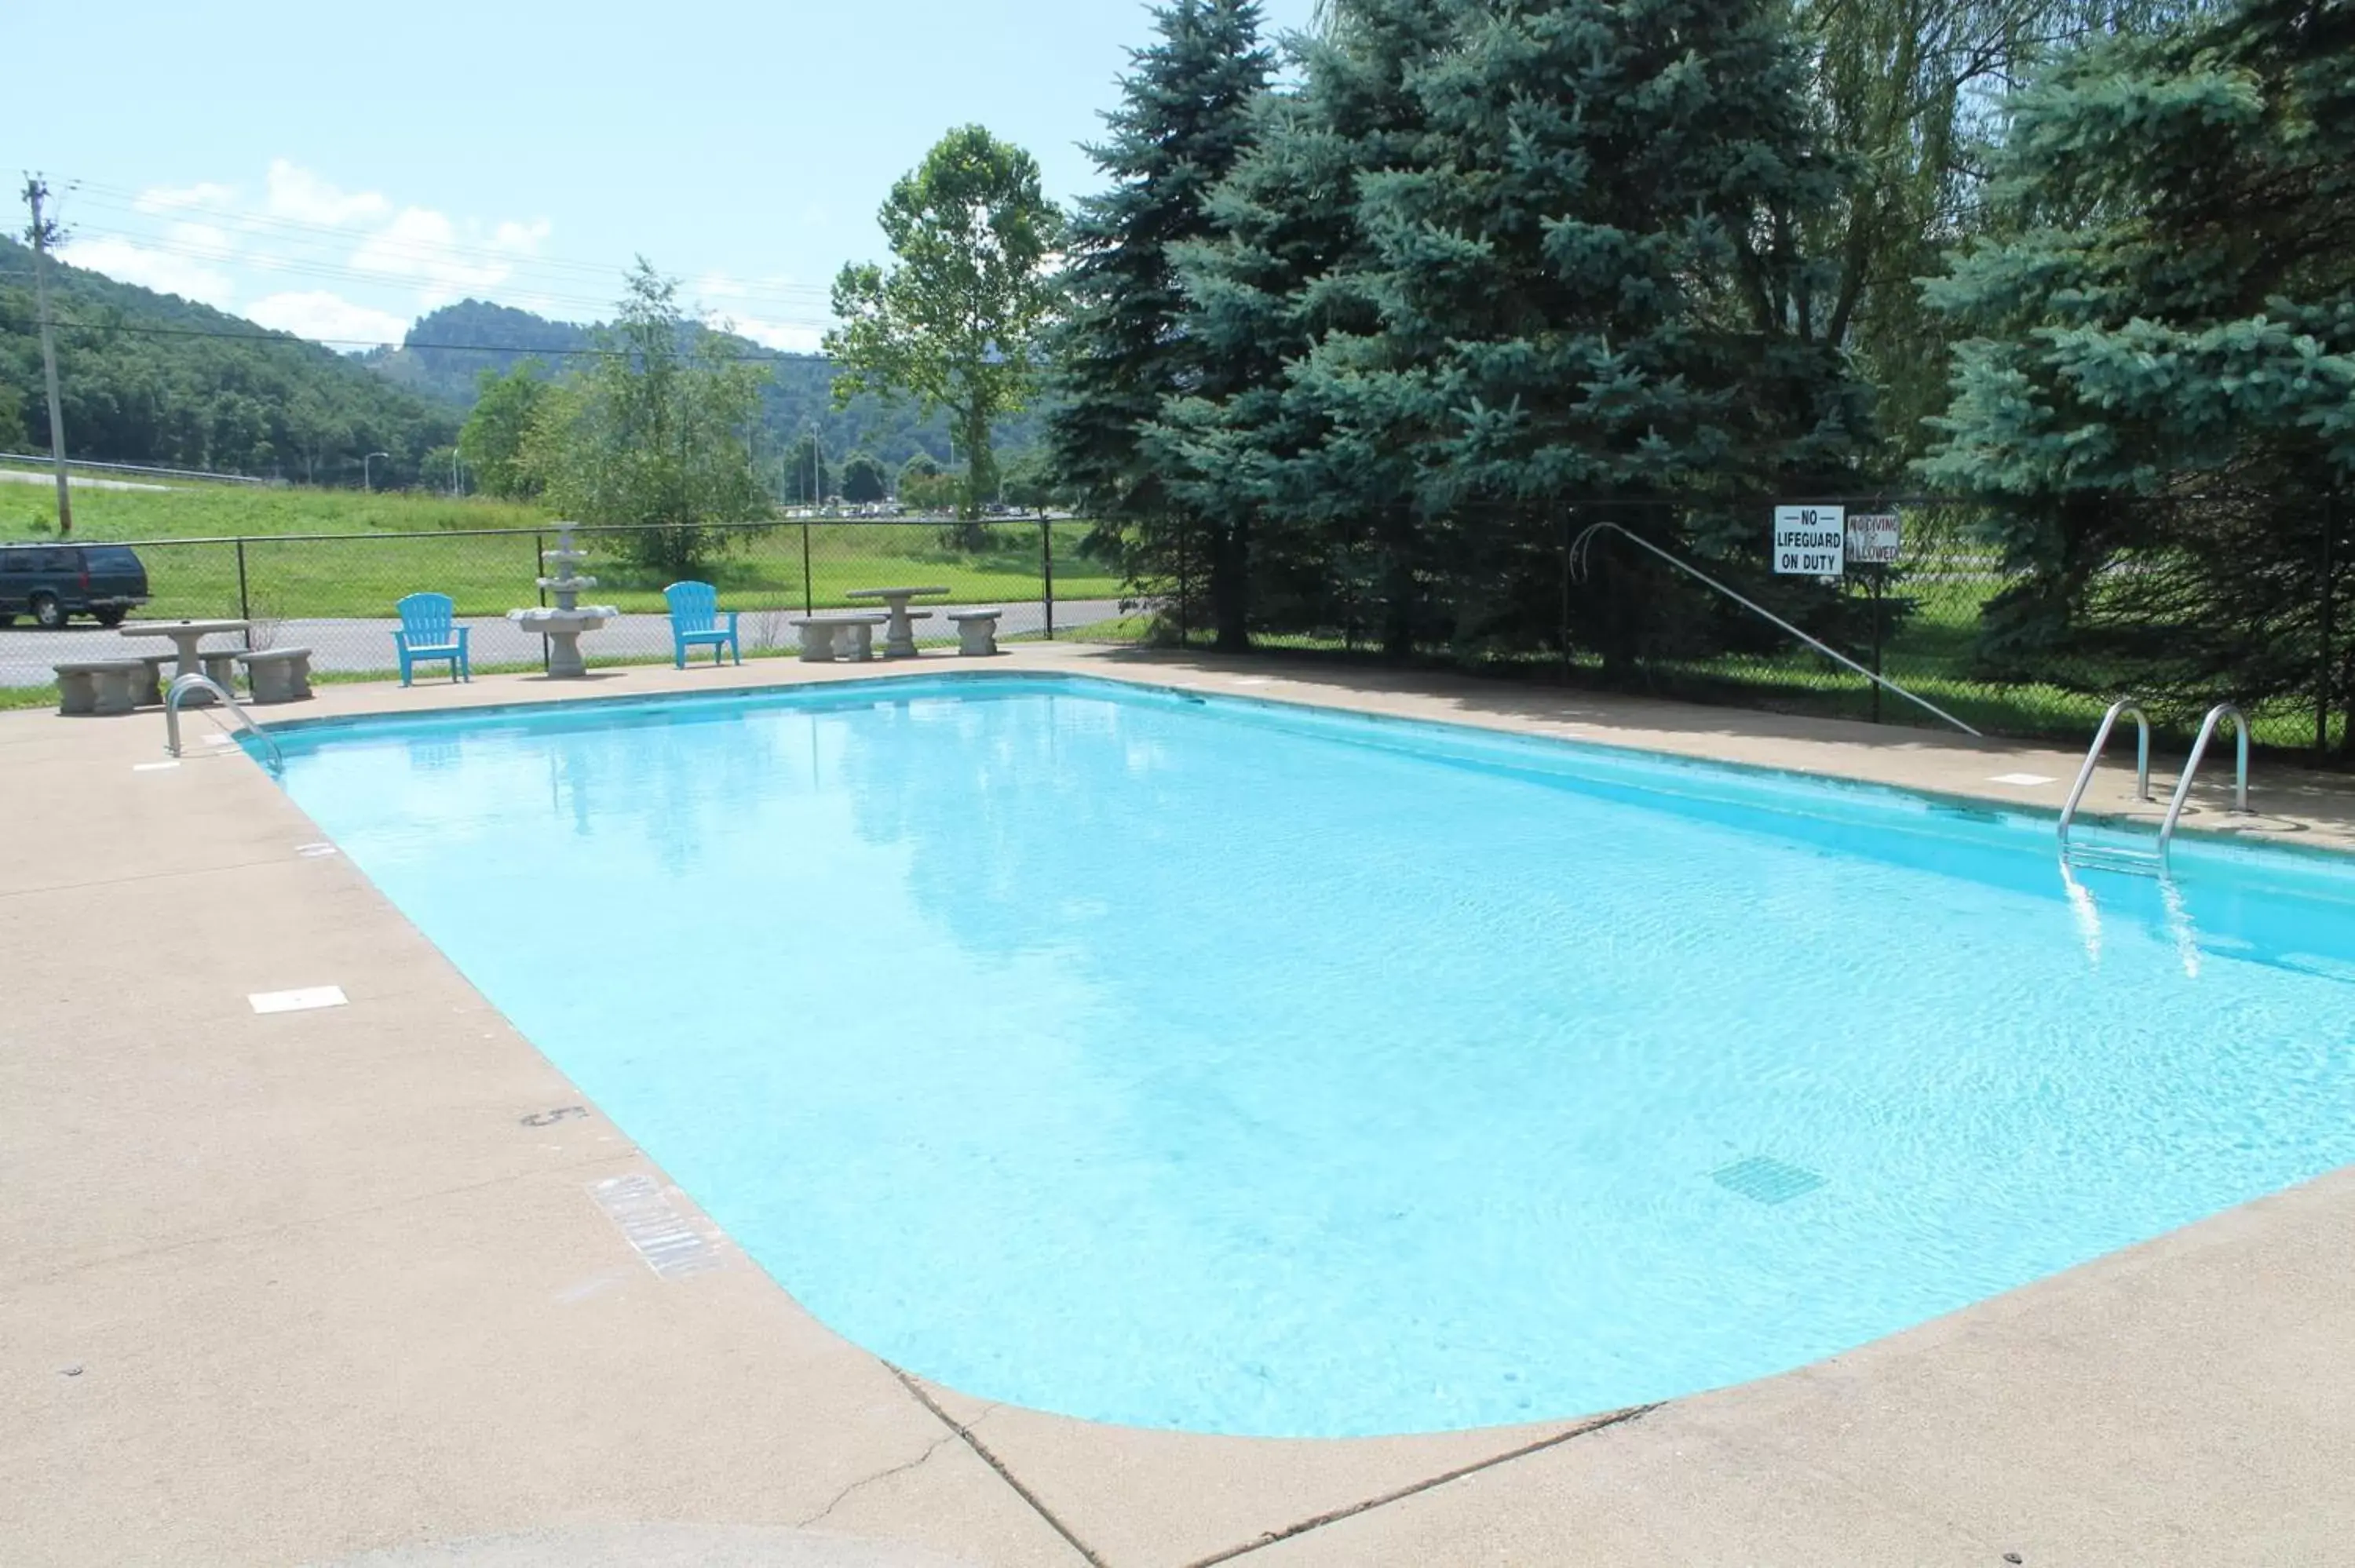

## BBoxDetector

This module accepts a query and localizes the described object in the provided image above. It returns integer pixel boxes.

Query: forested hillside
[364,298,1046,470]
[0,255,1046,493]
[0,237,457,485]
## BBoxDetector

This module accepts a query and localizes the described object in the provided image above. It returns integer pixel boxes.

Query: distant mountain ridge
[362,298,1043,472]
[0,249,1042,498]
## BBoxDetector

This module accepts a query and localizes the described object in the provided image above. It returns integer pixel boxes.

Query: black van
[0,543,152,628]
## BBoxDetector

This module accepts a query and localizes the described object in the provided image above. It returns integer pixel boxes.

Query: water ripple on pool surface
[271,677,2355,1439]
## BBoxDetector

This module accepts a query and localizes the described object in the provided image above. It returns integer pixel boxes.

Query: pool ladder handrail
[165,671,284,775]
[2056,697,2153,859]
[2157,703,2251,856]
[2057,698,2252,872]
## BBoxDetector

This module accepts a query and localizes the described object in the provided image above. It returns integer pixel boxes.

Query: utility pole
[20,175,72,536]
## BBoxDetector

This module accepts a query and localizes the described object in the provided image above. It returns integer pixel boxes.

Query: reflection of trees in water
[833,688,1187,961]
[520,706,798,874]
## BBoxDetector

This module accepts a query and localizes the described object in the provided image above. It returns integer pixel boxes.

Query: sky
[10,0,1317,354]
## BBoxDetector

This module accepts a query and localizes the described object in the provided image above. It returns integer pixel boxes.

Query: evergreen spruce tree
[1156,0,1460,653]
[1919,0,2355,722]
[1345,0,1867,663]
[1172,0,1867,663]
[1048,0,1272,649]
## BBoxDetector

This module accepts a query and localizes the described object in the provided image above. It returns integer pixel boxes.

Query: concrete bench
[790,614,890,663]
[947,609,1004,657]
[130,653,173,708]
[54,659,144,717]
[239,647,314,704]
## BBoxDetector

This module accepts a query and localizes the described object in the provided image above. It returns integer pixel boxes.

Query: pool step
[2063,842,2166,877]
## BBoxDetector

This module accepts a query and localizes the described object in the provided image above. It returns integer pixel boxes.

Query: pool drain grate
[1711,1157,1826,1205]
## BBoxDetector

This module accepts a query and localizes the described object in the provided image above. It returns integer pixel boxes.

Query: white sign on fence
[1846,512,1902,566]
[1773,505,1846,576]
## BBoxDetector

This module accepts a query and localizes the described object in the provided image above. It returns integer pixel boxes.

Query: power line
[53,227,635,317]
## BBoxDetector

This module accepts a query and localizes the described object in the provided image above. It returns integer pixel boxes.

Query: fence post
[1556,508,1572,685]
[2321,494,2338,753]
[1178,520,1190,646]
[535,531,550,675]
[1871,570,1889,725]
[235,537,252,651]
[1042,517,1056,640]
[801,519,814,616]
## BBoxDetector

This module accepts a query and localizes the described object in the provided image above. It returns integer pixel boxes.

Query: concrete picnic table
[118,618,249,679]
[118,619,250,707]
[844,586,951,659]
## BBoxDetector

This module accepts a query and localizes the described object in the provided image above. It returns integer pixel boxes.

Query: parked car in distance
[0,543,152,629]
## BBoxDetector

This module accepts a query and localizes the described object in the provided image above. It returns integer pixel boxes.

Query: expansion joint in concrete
[1181,1402,1663,1568]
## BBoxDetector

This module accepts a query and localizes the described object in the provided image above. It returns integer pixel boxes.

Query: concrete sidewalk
[7,645,2355,1566]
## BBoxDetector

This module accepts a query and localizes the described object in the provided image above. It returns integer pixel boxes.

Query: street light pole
[364,450,391,492]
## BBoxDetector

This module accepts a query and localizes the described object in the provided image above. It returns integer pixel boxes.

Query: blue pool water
[269,676,2355,1439]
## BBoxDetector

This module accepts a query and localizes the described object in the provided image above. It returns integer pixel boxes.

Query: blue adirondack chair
[392,593,471,686]
[664,581,742,669]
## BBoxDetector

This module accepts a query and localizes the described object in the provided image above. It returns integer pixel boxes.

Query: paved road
[0,598,1131,687]
[0,468,174,493]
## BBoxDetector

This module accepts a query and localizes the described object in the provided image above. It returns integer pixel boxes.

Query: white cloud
[135,181,236,214]
[245,290,410,346]
[721,314,826,355]
[265,159,390,227]
[56,236,237,309]
[489,218,552,253]
[168,222,236,257]
[697,272,827,352]
[349,206,550,308]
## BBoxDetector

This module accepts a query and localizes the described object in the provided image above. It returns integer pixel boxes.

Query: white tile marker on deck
[591,1174,721,1280]
[1990,773,2059,787]
[249,986,349,1015]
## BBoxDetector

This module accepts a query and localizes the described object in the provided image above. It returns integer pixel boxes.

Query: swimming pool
[269,675,2355,1439]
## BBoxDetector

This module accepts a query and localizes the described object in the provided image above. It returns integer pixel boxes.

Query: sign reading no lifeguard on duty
[1773,505,1846,577]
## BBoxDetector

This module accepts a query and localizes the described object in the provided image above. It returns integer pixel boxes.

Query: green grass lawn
[0,483,1123,619]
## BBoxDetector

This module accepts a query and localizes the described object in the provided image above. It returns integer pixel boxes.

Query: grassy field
[0,481,1123,618]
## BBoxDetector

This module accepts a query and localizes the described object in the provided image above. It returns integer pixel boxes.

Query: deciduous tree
[828,126,1064,544]
[840,451,889,503]
[534,261,772,577]
[456,360,549,499]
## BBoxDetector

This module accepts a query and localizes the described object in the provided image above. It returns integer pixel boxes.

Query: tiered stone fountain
[508,523,618,678]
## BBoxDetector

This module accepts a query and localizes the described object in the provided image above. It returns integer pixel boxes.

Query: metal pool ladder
[2057,698,2250,873]
[165,671,284,775]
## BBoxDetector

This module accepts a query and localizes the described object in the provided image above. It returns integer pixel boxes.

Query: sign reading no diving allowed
[1773,505,1846,577]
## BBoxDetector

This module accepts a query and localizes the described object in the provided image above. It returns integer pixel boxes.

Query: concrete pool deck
[8,644,2355,1566]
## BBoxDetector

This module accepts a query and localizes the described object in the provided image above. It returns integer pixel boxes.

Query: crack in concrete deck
[794,1432,964,1531]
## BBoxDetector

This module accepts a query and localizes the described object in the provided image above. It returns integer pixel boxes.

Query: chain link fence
[16,496,2346,763]
[1077,497,2352,760]
[0,517,1135,690]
